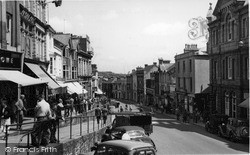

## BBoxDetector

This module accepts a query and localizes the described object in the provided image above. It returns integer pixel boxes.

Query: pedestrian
[176,107,180,121]
[15,95,27,130]
[120,106,124,112]
[183,109,187,123]
[0,99,12,135]
[102,105,108,125]
[69,96,74,115]
[95,105,102,124]
[31,94,51,147]
[49,98,64,143]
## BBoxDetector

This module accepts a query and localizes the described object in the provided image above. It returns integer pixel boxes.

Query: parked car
[109,126,146,140]
[91,140,156,155]
[205,114,229,133]
[218,117,249,143]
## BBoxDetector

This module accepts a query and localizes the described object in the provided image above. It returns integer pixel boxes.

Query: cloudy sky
[49,0,217,73]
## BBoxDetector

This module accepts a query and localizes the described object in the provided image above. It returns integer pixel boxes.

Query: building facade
[175,44,210,114]
[207,0,249,119]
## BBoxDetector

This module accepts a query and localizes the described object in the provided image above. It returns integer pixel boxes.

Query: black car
[205,114,229,133]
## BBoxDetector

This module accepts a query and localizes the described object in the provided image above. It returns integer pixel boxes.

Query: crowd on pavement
[0,92,112,146]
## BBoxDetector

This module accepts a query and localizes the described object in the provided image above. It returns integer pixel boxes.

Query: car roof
[114,126,145,131]
[99,140,154,150]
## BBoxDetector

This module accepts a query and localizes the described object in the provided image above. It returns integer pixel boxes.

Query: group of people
[95,105,109,125]
[0,95,27,134]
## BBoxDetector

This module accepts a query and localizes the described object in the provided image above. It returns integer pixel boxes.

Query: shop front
[0,49,47,113]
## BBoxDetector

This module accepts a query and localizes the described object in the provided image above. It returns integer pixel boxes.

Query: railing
[3,108,112,155]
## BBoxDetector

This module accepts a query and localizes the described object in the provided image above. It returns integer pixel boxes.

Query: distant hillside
[98,71,126,78]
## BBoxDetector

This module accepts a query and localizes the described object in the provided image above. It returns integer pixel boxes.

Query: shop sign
[0,50,22,69]
[20,5,35,25]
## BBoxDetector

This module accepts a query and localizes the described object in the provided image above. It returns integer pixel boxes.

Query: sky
[49,0,218,74]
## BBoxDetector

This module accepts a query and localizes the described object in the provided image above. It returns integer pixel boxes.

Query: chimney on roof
[153,62,157,65]
[158,58,163,65]
[163,60,171,64]
[184,44,198,53]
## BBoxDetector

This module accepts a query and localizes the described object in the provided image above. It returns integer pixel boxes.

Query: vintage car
[205,114,229,133]
[218,117,249,142]
[111,111,153,135]
[110,126,146,140]
[91,140,156,155]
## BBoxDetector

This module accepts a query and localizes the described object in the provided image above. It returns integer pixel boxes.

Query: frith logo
[188,17,209,41]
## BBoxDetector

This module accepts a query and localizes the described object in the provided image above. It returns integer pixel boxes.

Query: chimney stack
[158,58,163,65]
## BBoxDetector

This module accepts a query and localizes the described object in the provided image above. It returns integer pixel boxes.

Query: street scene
[0,0,249,155]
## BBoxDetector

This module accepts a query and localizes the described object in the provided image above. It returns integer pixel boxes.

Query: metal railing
[3,108,112,155]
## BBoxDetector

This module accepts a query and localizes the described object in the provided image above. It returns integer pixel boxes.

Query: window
[183,61,185,73]
[225,92,229,115]
[222,60,225,79]
[232,92,236,118]
[189,59,192,72]
[214,61,217,79]
[6,13,12,45]
[245,57,249,79]
[50,57,53,74]
[222,24,225,43]
[183,77,186,89]
[228,57,232,79]
[178,77,180,89]
[178,62,180,73]
[190,77,192,92]
[232,20,234,40]
[242,18,247,38]
[226,14,232,41]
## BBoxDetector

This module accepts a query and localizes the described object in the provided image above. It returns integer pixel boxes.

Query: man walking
[102,105,108,125]
[15,95,26,130]
[31,94,51,147]
[95,105,102,124]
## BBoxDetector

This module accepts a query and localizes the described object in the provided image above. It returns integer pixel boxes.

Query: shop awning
[238,98,249,108]
[25,63,60,89]
[0,70,47,86]
[95,88,103,95]
[58,82,84,95]
[72,82,88,94]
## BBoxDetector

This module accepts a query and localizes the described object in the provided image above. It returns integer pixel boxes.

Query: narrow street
[121,102,249,155]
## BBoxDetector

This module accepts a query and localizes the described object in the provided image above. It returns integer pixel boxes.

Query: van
[91,140,156,155]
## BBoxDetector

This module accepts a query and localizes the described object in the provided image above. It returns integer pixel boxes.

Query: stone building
[207,0,249,119]
[175,44,210,114]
